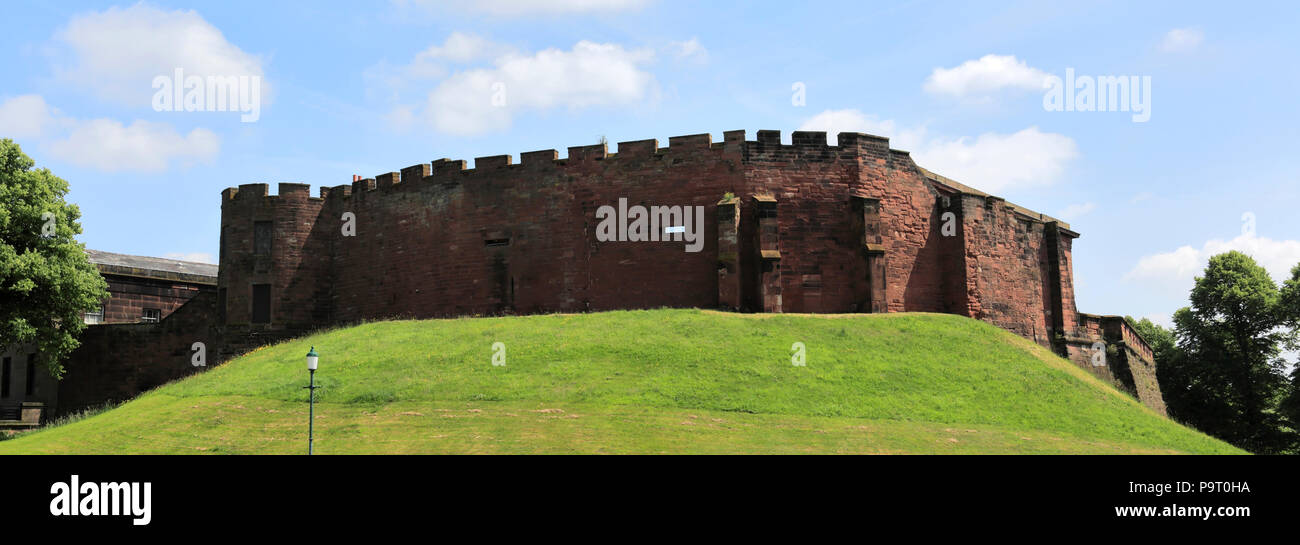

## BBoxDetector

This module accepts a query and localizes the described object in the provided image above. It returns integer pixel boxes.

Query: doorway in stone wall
[484,232,513,313]
[802,273,822,313]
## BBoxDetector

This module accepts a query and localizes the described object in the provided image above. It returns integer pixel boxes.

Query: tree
[1127,316,1177,364]
[1162,251,1295,453]
[0,139,108,377]
[1278,264,1300,432]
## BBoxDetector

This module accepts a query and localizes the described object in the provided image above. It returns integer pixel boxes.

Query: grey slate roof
[85,249,218,284]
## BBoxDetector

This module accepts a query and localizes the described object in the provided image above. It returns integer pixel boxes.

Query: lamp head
[306,346,319,371]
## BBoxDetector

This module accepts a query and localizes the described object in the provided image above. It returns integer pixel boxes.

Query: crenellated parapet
[226,130,940,206]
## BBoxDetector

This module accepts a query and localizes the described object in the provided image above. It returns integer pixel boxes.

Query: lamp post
[304,346,319,455]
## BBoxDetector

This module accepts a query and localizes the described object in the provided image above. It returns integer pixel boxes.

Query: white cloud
[47,118,219,173]
[923,54,1051,99]
[665,38,708,62]
[53,4,267,107]
[1126,233,1300,291]
[1058,202,1096,220]
[797,108,926,150]
[164,252,216,264]
[424,40,656,135]
[914,127,1078,193]
[0,94,63,139]
[397,0,650,16]
[415,32,514,66]
[0,94,218,172]
[798,109,1078,193]
[1160,27,1204,53]
[366,33,515,96]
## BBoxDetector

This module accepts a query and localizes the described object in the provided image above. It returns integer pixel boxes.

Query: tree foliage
[1156,251,1296,453]
[0,139,108,377]
[1278,264,1300,432]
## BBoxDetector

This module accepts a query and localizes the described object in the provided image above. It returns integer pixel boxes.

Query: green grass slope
[0,310,1239,454]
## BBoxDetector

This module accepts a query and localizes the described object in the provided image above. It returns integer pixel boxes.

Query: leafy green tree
[1128,316,1178,364]
[1163,251,1294,453]
[0,139,107,377]
[1278,264,1300,433]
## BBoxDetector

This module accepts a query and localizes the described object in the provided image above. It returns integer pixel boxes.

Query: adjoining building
[2,250,217,425]
[82,250,217,325]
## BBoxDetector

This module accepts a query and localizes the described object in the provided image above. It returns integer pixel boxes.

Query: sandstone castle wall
[212,129,1164,412]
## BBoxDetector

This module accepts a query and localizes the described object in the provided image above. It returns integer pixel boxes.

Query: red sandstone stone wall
[58,291,220,415]
[957,196,1050,344]
[219,183,331,330]
[99,275,205,323]
[213,129,1165,412]
[216,129,1088,340]
[1067,314,1167,415]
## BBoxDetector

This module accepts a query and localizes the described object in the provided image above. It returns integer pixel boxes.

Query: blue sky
[3,0,1298,330]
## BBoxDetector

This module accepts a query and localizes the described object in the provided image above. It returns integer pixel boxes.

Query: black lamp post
[304,346,319,455]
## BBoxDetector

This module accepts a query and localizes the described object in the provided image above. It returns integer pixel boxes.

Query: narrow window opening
[252,284,272,324]
[25,354,36,396]
[254,221,273,256]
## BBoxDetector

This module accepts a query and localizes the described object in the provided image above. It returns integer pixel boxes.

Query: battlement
[222,182,320,202]
[219,129,929,204]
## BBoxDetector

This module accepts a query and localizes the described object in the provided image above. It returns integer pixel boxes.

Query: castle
[48,130,1166,419]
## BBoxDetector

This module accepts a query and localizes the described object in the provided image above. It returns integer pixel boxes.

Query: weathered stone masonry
[216,129,1166,413]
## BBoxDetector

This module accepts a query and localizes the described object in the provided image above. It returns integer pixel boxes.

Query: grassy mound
[0,309,1239,454]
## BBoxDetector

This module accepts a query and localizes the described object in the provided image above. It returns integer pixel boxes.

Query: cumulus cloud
[1159,27,1204,53]
[52,4,267,107]
[414,32,515,66]
[420,40,656,135]
[0,94,64,139]
[1,94,219,172]
[47,118,219,173]
[923,54,1052,99]
[372,33,705,135]
[798,109,1078,193]
[397,0,650,16]
[914,127,1078,192]
[797,109,926,150]
[1126,233,1300,290]
[366,33,516,96]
